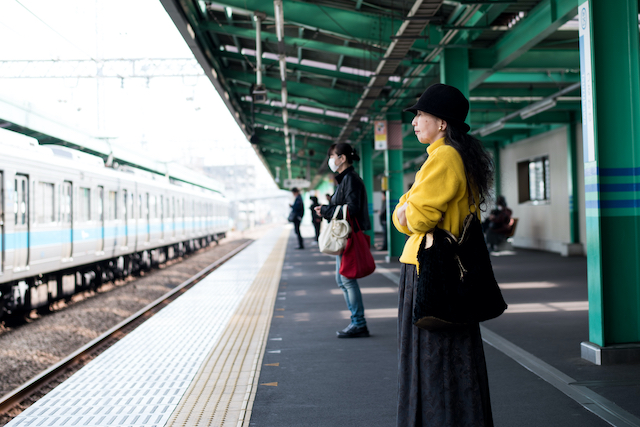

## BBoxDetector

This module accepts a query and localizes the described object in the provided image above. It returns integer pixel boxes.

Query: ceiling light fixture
[519,98,557,119]
[478,120,505,137]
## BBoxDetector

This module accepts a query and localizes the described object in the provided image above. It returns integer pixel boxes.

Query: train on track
[0,128,229,321]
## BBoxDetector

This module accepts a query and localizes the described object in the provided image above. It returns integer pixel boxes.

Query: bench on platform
[495,217,518,251]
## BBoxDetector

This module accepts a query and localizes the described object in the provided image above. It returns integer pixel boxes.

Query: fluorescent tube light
[519,98,557,119]
[478,120,505,137]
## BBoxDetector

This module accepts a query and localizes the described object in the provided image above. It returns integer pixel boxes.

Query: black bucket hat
[404,83,470,133]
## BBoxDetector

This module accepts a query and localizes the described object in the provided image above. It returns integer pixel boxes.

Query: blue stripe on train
[3,221,223,250]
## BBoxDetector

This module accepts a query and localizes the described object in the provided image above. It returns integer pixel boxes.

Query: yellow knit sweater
[392,138,478,266]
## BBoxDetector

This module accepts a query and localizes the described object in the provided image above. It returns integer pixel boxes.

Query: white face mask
[328,157,341,172]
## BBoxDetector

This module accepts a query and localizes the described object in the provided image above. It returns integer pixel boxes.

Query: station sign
[579,1,595,163]
[374,120,388,150]
[283,178,310,189]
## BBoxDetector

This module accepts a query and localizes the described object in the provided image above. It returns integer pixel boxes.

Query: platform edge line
[480,326,640,427]
[237,228,289,427]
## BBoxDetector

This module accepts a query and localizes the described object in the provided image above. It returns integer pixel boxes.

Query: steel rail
[0,239,253,416]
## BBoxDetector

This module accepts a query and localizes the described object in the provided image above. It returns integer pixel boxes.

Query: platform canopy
[160,0,581,188]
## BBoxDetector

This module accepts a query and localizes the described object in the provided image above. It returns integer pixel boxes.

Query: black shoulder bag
[413,198,507,331]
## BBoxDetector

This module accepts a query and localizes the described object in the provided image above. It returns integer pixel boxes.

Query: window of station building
[37,182,55,224]
[79,187,91,221]
[517,156,550,204]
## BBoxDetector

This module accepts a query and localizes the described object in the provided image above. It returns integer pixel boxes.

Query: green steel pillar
[385,116,404,261]
[359,140,375,241]
[490,142,501,198]
[566,115,580,244]
[440,48,469,98]
[440,47,470,132]
[579,0,640,363]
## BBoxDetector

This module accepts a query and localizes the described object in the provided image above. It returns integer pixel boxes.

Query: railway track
[0,239,253,422]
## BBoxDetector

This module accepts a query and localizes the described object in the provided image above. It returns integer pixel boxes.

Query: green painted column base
[581,341,640,365]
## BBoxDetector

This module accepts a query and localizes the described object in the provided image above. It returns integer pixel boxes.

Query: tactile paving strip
[166,228,288,427]
[6,227,289,427]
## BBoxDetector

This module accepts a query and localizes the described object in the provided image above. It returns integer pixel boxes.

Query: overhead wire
[12,0,98,62]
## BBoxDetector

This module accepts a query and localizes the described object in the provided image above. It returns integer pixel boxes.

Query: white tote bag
[318,205,351,255]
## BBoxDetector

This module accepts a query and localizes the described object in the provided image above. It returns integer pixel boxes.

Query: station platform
[6,225,640,427]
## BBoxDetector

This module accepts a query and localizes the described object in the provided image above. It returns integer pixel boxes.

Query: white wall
[500,125,586,255]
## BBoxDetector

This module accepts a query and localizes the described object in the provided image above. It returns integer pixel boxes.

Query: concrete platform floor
[249,228,640,427]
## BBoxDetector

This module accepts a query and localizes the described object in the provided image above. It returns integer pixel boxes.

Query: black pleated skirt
[397,263,494,427]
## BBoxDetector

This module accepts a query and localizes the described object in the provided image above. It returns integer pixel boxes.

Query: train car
[0,128,229,320]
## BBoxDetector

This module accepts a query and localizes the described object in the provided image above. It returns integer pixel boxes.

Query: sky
[0,0,276,186]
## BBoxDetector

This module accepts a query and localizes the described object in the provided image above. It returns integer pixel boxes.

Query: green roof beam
[484,71,580,83]
[470,0,578,89]
[225,70,360,108]
[205,24,386,60]
[205,0,401,45]
[212,49,399,87]
[254,112,340,137]
[470,49,580,70]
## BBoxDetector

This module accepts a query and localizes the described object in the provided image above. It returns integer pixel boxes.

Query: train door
[0,171,3,273]
[13,174,29,270]
[97,186,104,253]
[61,181,72,259]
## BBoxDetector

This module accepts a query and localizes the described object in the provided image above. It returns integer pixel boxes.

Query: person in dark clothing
[378,192,388,250]
[315,142,371,338]
[289,187,304,249]
[309,196,322,241]
[485,195,513,251]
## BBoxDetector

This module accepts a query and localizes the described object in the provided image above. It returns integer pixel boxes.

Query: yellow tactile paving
[166,228,289,427]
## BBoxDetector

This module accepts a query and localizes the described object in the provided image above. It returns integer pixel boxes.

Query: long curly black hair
[444,125,494,210]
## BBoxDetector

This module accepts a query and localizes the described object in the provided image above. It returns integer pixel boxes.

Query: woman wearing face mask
[314,142,371,338]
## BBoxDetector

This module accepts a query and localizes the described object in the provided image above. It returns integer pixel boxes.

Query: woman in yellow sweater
[393,84,495,426]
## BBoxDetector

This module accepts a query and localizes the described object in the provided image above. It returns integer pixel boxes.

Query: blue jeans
[335,255,366,327]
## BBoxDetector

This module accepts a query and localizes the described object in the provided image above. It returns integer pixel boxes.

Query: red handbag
[339,216,376,279]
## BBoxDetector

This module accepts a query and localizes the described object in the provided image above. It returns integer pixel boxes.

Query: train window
[37,182,55,224]
[14,175,28,226]
[109,191,117,220]
[97,186,104,222]
[138,194,143,219]
[79,187,91,221]
[122,190,127,220]
[149,195,156,219]
[61,181,72,224]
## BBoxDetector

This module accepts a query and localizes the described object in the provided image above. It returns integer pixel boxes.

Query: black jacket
[320,166,371,230]
[290,194,304,220]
